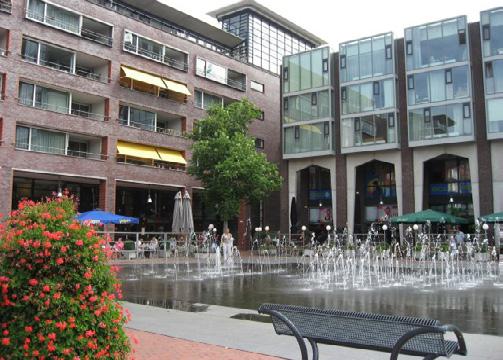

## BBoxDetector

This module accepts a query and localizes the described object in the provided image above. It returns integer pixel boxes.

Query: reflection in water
[118,263,503,336]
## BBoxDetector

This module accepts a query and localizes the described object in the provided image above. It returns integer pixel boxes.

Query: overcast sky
[162,0,501,49]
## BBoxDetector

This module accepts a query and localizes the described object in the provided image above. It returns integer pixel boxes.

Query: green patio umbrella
[479,211,503,223]
[389,209,468,224]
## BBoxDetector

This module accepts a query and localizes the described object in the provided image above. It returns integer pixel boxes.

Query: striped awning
[120,65,191,96]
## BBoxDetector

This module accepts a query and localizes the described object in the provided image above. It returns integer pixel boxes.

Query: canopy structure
[117,141,186,165]
[157,148,187,165]
[76,210,139,225]
[120,65,191,96]
[480,211,503,223]
[389,209,468,224]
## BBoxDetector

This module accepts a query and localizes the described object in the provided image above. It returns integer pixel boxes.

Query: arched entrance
[354,160,397,233]
[423,154,473,226]
[296,165,332,233]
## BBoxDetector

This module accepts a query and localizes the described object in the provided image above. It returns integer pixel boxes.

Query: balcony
[116,141,186,171]
[119,65,190,104]
[26,0,113,47]
[341,113,399,152]
[21,37,110,82]
[18,81,108,121]
[124,30,188,72]
[196,57,246,91]
[0,0,11,13]
[118,104,185,136]
[15,125,104,160]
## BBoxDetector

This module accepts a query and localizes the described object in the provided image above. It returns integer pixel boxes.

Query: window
[283,66,288,80]
[406,40,413,55]
[311,93,317,106]
[481,8,503,57]
[67,140,88,158]
[487,98,503,132]
[284,98,289,111]
[322,59,329,72]
[340,55,346,69]
[388,113,395,128]
[486,62,494,78]
[258,110,265,121]
[294,125,300,139]
[341,87,347,101]
[373,81,380,95]
[255,138,264,149]
[385,44,392,59]
[482,24,491,40]
[250,80,264,93]
[458,29,466,45]
[342,79,394,115]
[445,69,452,84]
[194,89,223,110]
[19,82,69,114]
[407,75,414,89]
[283,122,332,154]
[463,103,471,118]
[22,38,75,73]
[15,125,65,155]
[284,90,330,123]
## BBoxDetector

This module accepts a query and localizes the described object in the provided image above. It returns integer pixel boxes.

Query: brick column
[469,22,493,216]
[396,39,415,214]
[98,178,116,212]
[0,165,13,217]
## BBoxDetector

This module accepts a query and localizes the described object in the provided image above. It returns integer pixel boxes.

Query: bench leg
[307,338,319,360]
[262,310,309,360]
[390,327,444,360]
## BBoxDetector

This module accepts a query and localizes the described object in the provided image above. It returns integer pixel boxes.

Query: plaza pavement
[124,301,503,360]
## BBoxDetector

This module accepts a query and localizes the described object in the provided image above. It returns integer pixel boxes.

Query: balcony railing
[116,157,186,172]
[119,118,183,137]
[26,10,112,47]
[22,54,107,82]
[15,142,104,160]
[18,97,109,121]
[124,43,188,72]
[0,0,11,13]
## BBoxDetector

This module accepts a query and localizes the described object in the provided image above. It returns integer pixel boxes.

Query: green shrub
[0,196,130,359]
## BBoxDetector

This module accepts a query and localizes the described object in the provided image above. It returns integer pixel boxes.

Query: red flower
[75,239,84,246]
[56,257,64,265]
[47,333,56,340]
[28,279,38,286]
[1,338,10,346]
[24,326,33,333]
[42,285,50,292]
[61,245,68,253]
[53,292,61,300]
[83,272,92,280]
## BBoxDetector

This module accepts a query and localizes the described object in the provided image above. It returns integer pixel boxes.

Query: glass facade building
[282,47,334,157]
[481,7,503,138]
[221,11,315,74]
[339,33,399,152]
[405,16,474,145]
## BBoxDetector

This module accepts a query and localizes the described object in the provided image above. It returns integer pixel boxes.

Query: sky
[162,0,502,49]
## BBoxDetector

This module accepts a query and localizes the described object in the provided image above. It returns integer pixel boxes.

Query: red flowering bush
[0,196,130,359]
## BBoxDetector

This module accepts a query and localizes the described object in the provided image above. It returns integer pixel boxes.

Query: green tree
[188,99,282,228]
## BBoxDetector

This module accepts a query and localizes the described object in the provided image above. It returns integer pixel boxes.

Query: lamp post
[301,225,307,247]
[413,224,419,246]
[326,225,331,246]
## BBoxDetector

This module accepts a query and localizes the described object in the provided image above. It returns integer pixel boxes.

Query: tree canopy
[188,99,282,223]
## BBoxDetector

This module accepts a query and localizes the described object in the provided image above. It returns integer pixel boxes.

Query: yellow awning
[121,66,167,89]
[117,141,161,161]
[121,65,191,96]
[156,148,187,165]
[162,79,191,96]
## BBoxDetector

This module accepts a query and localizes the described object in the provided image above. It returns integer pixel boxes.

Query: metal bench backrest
[259,304,449,356]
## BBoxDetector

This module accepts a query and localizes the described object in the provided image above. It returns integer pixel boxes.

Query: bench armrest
[258,308,309,360]
[439,324,467,355]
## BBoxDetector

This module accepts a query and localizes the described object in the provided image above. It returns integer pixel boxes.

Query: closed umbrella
[181,190,194,234]
[171,191,184,233]
[290,196,298,233]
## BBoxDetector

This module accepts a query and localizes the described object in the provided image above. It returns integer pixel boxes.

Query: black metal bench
[258,304,467,360]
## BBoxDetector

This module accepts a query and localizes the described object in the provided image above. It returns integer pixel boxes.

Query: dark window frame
[322,58,329,72]
[341,87,347,101]
[284,98,289,111]
[445,69,452,84]
[373,81,380,95]
[388,113,395,128]
[424,108,431,123]
[406,40,413,55]
[283,66,289,81]
[407,75,414,90]
[463,103,471,118]
[340,54,346,69]
[311,92,317,106]
[482,24,491,41]
[294,125,300,139]
[323,122,330,137]
[486,61,494,78]
[458,29,466,45]
[354,117,361,132]
[385,44,393,59]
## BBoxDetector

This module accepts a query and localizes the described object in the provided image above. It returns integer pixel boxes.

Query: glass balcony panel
[300,52,311,90]
[487,98,503,133]
[360,83,373,112]
[288,54,300,92]
[346,42,359,81]
[359,39,372,79]
[486,10,503,56]
[311,49,323,88]
[372,36,385,76]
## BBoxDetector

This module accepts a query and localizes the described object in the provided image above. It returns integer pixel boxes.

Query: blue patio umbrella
[75,210,139,225]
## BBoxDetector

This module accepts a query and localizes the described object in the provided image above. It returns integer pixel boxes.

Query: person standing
[221,228,234,262]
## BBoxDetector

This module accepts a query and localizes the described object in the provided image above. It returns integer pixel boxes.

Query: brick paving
[126,328,282,360]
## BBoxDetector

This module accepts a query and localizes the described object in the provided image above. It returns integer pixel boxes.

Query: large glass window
[195,57,245,91]
[481,8,503,57]
[341,112,397,148]
[485,59,503,94]
[407,65,470,105]
[119,105,155,131]
[19,82,69,114]
[284,122,331,154]
[405,16,468,70]
[283,48,329,94]
[284,90,331,123]
[15,125,66,155]
[408,103,472,142]
[487,98,503,133]
[194,89,223,110]
[22,37,75,73]
[342,79,394,114]
[340,33,393,83]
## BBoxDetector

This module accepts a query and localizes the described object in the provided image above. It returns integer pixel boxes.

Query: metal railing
[22,54,106,83]
[15,142,104,160]
[124,43,188,72]
[118,118,184,137]
[0,0,11,13]
[86,0,232,54]
[18,97,108,121]
[26,10,112,47]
